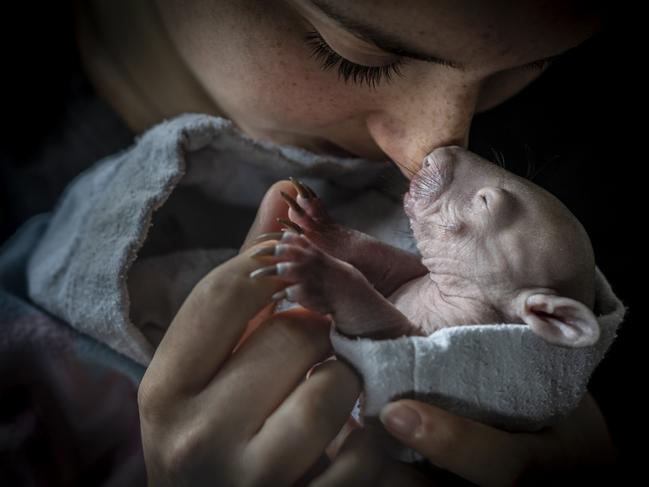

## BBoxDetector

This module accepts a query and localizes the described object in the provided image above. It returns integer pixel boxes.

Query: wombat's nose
[423,145,464,170]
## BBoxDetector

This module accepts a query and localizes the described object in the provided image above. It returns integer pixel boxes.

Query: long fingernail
[253,232,284,243]
[271,289,288,301]
[380,404,421,437]
[249,265,278,279]
[250,246,276,257]
[289,177,311,199]
[279,191,305,215]
[276,217,303,234]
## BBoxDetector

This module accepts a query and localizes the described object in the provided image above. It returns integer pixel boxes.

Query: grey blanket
[23,114,627,463]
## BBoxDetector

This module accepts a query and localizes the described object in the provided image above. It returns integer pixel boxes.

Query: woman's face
[154,0,602,176]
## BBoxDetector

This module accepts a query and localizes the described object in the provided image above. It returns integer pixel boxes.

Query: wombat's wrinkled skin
[252,146,599,348]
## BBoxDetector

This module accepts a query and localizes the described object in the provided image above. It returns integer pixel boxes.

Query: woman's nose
[366,77,479,179]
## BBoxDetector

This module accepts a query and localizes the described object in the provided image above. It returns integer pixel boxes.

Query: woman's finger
[201,307,333,440]
[379,400,536,486]
[310,425,435,487]
[143,242,289,400]
[242,358,362,486]
[234,179,300,347]
[308,427,385,487]
[240,180,297,254]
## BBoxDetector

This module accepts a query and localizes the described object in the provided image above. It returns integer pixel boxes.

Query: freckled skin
[79,0,602,176]
[271,146,596,344]
[78,0,602,344]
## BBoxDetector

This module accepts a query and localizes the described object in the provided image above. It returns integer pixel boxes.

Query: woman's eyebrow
[306,0,563,71]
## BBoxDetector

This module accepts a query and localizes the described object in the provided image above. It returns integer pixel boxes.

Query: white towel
[26,113,406,365]
[329,264,627,462]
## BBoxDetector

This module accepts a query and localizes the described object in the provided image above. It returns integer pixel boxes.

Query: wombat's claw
[279,191,305,215]
[289,177,311,199]
[303,184,317,199]
[276,217,303,234]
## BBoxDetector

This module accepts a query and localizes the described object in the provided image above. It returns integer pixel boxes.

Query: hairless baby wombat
[249,145,599,349]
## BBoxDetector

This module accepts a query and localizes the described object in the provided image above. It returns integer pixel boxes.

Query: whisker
[490,147,507,169]
[531,153,560,180]
[523,143,536,180]
[396,158,420,180]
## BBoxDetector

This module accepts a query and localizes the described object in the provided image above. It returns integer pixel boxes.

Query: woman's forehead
[297,0,603,71]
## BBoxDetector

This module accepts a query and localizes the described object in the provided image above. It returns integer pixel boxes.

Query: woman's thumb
[379,399,531,486]
[239,179,297,253]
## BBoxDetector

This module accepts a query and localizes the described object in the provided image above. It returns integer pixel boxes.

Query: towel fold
[26,113,405,366]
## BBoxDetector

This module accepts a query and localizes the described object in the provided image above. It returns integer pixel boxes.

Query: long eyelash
[303,30,406,90]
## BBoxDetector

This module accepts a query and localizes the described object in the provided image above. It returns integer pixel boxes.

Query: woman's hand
[306,421,449,487]
[137,181,362,486]
[317,392,617,486]
[376,392,617,486]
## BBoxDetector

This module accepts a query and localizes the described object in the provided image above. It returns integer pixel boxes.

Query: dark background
[1,0,644,484]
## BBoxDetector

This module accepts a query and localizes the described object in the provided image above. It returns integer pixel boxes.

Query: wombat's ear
[519,293,600,347]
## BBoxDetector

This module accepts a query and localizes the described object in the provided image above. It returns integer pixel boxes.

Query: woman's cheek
[221,43,366,134]
[156,1,326,124]
[239,60,342,127]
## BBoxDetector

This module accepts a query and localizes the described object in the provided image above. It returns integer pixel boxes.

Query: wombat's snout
[409,147,457,200]
[418,145,465,181]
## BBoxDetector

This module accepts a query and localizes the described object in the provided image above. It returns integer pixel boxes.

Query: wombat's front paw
[248,230,359,317]
[276,178,338,238]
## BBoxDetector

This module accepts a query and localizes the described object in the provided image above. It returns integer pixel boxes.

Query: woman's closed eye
[302,30,556,92]
[303,30,407,90]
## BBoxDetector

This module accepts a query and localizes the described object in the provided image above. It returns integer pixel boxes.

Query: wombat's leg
[249,231,425,339]
[282,178,428,296]
[280,178,347,258]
